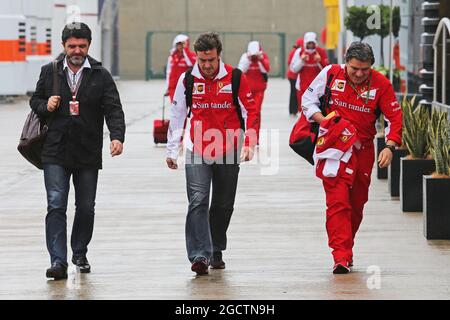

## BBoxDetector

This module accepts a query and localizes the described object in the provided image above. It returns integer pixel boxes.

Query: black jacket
[30,56,125,169]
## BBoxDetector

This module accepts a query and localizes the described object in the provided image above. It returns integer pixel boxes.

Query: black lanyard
[346,72,372,105]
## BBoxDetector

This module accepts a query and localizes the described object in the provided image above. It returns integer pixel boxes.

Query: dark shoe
[333,261,351,274]
[72,256,91,273]
[46,263,68,280]
[191,257,209,276]
[210,251,225,269]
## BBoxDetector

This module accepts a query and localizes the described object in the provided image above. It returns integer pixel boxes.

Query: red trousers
[322,142,375,264]
[252,91,265,144]
[296,89,305,113]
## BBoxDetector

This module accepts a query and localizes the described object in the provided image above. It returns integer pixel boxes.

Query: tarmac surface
[1,79,449,300]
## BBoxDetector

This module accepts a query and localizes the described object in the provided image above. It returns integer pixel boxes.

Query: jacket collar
[63,56,91,74]
[191,60,228,81]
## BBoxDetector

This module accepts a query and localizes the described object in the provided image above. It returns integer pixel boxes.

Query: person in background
[287,37,303,116]
[165,34,197,102]
[238,41,270,145]
[290,32,329,112]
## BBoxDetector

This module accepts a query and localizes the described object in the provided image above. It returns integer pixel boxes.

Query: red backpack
[289,71,335,165]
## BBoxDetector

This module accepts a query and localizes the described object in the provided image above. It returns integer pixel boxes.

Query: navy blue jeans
[43,164,98,267]
[185,150,240,263]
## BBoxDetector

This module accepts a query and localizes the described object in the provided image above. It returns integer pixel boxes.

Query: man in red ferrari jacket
[165,34,197,101]
[238,41,270,144]
[290,32,329,112]
[302,42,402,274]
[166,33,258,276]
[287,37,303,115]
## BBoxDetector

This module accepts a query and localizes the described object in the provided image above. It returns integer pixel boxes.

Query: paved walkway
[1,79,449,300]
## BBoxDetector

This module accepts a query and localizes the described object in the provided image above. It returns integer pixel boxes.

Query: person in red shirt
[238,41,270,144]
[290,32,329,112]
[166,33,258,276]
[165,34,197,102]
[287,38,303,115]
[302,42,402,274]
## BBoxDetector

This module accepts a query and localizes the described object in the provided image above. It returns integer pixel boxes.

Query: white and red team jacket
[302,64,403,146]
[313,111,360,185]
[166,61,259,160]
[166,47,197,92]
[238,52,270,93]
[290,46,329,93]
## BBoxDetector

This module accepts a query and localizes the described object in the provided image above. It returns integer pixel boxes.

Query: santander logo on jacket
[302,64,403,146]
[167,61,259,160]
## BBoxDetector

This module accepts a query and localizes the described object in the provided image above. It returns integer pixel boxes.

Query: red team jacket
[238,52,270,93]
[302,64,403,147]
[286,38,304,80]
[166,61,259,160]
[291,46,329,93]
[166,47,197,92]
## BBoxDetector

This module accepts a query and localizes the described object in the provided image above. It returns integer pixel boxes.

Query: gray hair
[345,42,375,65]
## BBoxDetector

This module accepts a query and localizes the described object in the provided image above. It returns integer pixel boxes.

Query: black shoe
[333,261,351,274]
[210,251,225,269]
[72,256,91,273]
[191,257,209,276]
[46,263,68,280]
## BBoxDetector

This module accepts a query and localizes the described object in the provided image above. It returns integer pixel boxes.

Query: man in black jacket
[30,22,125,280]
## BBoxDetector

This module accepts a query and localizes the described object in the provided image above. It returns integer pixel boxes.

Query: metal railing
[433,18,450,112]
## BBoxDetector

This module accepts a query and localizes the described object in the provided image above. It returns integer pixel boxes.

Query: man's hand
[301,53,308,61]
[110,140,123,157]
[378,144,395,168]
[314,53,321,62]
[47,96,61,112]
[311,112,325,124]
[240,146,255,162]
[166,158,178,170]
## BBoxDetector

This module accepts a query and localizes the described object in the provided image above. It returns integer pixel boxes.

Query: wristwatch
[384,145,396,153]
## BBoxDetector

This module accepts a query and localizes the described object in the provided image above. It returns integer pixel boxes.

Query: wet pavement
[1,79,449,300]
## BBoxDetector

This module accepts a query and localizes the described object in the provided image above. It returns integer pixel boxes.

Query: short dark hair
[194,33,222,55]
[62,22,92,44]
[345,42,375,65]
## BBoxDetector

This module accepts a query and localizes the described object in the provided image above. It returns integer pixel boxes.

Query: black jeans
[184,150,240,263]
[43,164,98,266]
[289,78,298,115]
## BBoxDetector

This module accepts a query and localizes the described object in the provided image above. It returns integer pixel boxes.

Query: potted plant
[388,97,410,198]
[400,96,435,212]
[423,109,450,239]
[345,6,377,41]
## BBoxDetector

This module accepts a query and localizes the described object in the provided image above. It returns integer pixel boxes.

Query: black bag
[17,60,59,169]
[288,72,335,165]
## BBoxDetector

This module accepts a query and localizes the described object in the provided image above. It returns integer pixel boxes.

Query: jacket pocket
[43,130,64,156]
